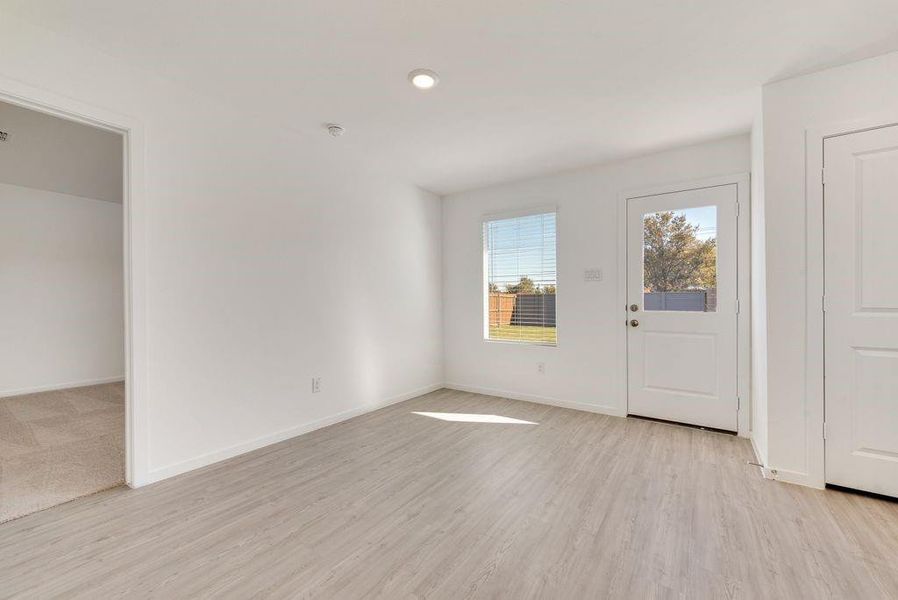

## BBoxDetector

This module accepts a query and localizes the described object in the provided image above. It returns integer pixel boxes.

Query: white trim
[735,173,751,438]
[804,113,898,490]
[0,376,125,399]
[617,173,752,437]
[481,206,560,348]
[444,383,627,418]
[768,467,825,489]
[481,220,490,341]
[750,431,818,487]
[750,432,768,467]
[481,204,557,222]
[481,339,558,348]
[0,76,149,488]
[144,383,444,484]
[617,187,629,424]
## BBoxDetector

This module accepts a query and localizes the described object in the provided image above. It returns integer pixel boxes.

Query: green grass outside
[489,324,557,345]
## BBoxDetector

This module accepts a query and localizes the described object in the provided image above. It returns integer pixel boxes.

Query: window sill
[482,338,558,348]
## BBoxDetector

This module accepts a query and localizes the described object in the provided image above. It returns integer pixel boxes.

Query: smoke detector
[0,129,10,143]
[326,123,345,137]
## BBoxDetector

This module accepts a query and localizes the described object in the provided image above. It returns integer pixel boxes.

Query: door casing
[0,75,150,487]
[617,173,751,438]
[803,115,898,490]
[821,124,898,497]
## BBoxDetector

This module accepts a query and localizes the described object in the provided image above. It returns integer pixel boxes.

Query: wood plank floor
[1,388,896,599]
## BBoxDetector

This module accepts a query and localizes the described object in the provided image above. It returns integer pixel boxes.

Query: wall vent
[0,130,10,143]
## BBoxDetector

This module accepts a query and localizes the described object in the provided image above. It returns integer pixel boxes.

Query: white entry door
[627,185,738,431]
[824,125,898,498]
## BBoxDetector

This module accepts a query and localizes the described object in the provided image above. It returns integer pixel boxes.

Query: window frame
[640,204,719,313]
[481,205,558,347]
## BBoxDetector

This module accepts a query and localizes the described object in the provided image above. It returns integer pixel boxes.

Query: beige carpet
[0,382,124,523]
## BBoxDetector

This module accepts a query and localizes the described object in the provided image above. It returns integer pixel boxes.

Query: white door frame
[617,173,751,437]
[804,113,898,489]
[0,76,150,487]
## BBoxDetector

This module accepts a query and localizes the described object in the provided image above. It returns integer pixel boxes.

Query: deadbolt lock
[630,304,639,312]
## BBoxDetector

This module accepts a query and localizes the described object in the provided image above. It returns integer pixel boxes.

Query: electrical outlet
[311,377,321,393]
[537,362,545,374]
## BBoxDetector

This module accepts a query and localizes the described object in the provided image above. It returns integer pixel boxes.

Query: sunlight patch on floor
[412,412,538,425]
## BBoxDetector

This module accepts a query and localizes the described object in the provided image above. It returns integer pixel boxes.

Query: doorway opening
[0,99,127,522]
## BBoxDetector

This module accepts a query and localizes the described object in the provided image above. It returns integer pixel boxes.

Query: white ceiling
[5,1,898,195]
[0,100,122,202]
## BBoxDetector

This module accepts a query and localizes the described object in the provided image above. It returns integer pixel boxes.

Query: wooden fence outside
[489,293,557,327]
[488,293,517,326]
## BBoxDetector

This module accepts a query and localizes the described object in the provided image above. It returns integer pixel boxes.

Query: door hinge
[823,421,827,440]
[821,168,826,185]
[735,201,740,217]
[737,396,741,411]
[822,295,827,313]
[735,299,740,314]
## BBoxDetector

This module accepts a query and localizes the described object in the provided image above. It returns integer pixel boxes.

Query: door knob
[630,319,639,328]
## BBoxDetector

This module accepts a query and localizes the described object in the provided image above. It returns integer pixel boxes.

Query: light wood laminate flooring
[1,388,896,598]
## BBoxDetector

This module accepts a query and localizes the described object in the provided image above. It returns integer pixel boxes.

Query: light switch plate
[584,268,603,282]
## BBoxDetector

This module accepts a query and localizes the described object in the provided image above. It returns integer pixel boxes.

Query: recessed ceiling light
[408,68,439,90]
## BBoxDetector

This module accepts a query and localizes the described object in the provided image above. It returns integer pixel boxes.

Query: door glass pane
[643,206,717,312]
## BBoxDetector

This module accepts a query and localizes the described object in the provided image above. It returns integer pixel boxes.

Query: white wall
[0,100,123,204]
[0,15,443,484]
[750,93,769,465]
[763,50,898,485]
[442,135,750,415]
[0,183,124,396]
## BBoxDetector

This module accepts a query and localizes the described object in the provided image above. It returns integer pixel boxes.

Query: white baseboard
[766,467,825,489]
[444,383,627,418]
[141,382,444,486]
[0,376,125,398]
[746,436,825,489]
[749,434,767,467]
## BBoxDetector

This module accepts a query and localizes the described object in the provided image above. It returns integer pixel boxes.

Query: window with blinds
[483,211,557,345]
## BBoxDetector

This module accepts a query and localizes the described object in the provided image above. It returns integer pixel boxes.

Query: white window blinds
[483,211,557,345]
